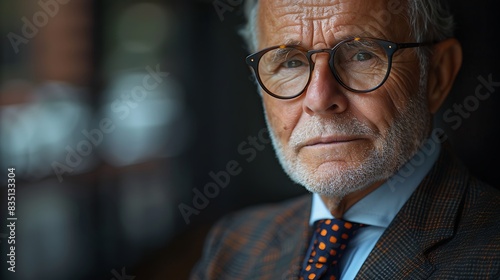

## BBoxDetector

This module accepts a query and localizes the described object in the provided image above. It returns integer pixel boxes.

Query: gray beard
[264,86,431,199]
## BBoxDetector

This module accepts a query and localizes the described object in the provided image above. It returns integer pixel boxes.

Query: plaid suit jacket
[191,148,500,279]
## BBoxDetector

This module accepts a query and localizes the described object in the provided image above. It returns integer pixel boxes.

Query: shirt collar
[309,138,441,227]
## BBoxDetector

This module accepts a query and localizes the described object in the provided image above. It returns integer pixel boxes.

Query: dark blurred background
[0,0,498,279]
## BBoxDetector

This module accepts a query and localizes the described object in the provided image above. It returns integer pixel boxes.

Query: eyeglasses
[246,37,431,99]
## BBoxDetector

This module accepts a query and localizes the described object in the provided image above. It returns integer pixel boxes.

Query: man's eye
[353,52,373,62]
[282,60,304,68]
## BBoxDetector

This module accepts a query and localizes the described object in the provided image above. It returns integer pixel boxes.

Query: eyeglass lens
[257,38,391,98]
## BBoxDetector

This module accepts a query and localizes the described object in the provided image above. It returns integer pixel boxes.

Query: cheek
[263,95,302,143]
[385,62,423,109]
[347,92,399,136]
[384,68,420,103]
[350,65,421,134]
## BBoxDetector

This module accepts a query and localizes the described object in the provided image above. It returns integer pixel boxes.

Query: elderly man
[191,0,500,279]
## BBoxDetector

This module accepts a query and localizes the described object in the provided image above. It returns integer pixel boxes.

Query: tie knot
[315,219,363,239]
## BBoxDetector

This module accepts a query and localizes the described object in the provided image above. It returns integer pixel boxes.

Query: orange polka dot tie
[299,219,364,280]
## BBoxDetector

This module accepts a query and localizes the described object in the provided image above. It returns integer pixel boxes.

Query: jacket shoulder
[459,177,500,238]
[222,194,311,226]
[190,194,311,279]
[430,164,500,277]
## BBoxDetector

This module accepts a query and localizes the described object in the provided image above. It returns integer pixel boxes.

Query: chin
[286,156,394,198]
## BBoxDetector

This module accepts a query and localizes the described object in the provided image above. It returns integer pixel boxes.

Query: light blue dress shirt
[309,139,441,280]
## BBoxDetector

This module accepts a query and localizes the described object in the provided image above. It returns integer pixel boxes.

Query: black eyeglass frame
[245,37,432,99]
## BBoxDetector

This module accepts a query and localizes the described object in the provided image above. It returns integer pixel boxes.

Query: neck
[321,180,384,219]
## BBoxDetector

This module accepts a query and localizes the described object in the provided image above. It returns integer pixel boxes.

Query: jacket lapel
[356,147,469,279]
[249,195,313,280]
[276,209,312,279]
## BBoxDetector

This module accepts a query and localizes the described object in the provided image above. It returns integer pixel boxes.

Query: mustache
[289,115,376,148]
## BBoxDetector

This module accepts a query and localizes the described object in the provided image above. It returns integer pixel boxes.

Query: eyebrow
[282,39,302,47]
[279,32,388,49]
[270,47,294,63]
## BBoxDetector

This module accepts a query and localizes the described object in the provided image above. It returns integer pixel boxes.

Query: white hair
[239,0,260,53]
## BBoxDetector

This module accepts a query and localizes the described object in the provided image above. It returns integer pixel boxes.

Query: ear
[426,38,463,114]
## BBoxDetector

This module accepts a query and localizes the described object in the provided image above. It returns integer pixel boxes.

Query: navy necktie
[299,219,364,280]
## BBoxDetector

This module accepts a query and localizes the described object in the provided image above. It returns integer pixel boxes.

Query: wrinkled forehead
[257,0,411,48]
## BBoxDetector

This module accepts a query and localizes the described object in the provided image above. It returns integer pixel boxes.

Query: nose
[302,52,348,116]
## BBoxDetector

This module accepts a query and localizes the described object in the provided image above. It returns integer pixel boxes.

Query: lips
[301,136,362,148]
